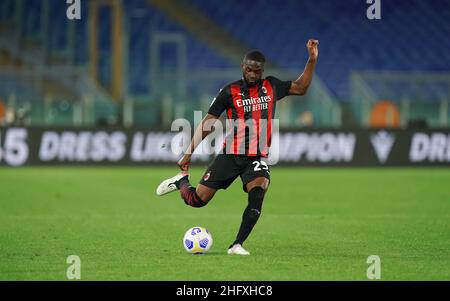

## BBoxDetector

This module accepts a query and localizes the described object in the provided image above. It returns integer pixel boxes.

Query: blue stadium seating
[188,0,450,100]
[125,0,235,94]
[2,0,449,101]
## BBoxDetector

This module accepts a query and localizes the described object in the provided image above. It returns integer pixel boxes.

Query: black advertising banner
[0,127,449,166]
[275,129,450,166]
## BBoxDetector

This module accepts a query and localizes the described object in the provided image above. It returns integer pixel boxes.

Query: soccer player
[157,39,319,255]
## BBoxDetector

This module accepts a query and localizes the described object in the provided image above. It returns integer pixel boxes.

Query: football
[183,227,213,254]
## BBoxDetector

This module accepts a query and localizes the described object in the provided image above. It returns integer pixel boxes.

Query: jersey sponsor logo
[370,130,395,164]
[235,95,272,108]
[236,95,272,113]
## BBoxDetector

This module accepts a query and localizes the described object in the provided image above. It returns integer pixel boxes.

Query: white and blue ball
[183,226,213,254]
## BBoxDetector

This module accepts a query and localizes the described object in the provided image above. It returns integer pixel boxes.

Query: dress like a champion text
[236,95,272,113]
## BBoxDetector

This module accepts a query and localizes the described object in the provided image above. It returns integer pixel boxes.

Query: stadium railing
[123,67,342,129]
[0,69,118,127]
[351,71,450,128]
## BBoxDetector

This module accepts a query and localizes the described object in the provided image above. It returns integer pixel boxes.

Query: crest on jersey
[203,171,211,181]
[261,86,267,94]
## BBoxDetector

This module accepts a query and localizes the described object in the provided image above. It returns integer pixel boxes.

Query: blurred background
[1,0,449,130]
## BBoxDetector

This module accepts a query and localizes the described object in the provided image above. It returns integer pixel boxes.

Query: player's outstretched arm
[289,39,319,95]
[177,113,219,170]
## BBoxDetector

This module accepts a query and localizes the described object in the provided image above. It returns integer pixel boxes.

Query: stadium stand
[0,0,449,127]
[188,0,450,100]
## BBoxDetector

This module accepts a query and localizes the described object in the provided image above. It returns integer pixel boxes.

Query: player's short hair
[243,50,266,65]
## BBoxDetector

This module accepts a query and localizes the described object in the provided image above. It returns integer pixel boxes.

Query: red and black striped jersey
[208,76,292,157]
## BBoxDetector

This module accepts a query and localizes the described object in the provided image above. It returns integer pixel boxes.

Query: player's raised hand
[177,154,191,171]
[307,39,319,61]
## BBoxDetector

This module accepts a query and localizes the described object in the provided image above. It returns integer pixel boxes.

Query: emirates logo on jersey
[203,171,211,181]
[236,95,271,107]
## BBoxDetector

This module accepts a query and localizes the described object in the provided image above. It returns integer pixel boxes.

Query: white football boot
[227,244,250,255]
[156,171,189,196]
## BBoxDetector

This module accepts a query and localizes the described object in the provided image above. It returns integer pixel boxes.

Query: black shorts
[199,154,270,192]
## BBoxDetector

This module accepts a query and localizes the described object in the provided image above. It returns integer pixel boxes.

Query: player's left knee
[247,178,269,193]
[260,178,270,192]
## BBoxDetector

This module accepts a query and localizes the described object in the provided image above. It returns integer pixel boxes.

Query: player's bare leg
[246,177,270,192]
[228,177,269,255]
[194,184,217,203]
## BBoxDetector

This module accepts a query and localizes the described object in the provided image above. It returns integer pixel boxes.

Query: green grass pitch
[0,167,449,280]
